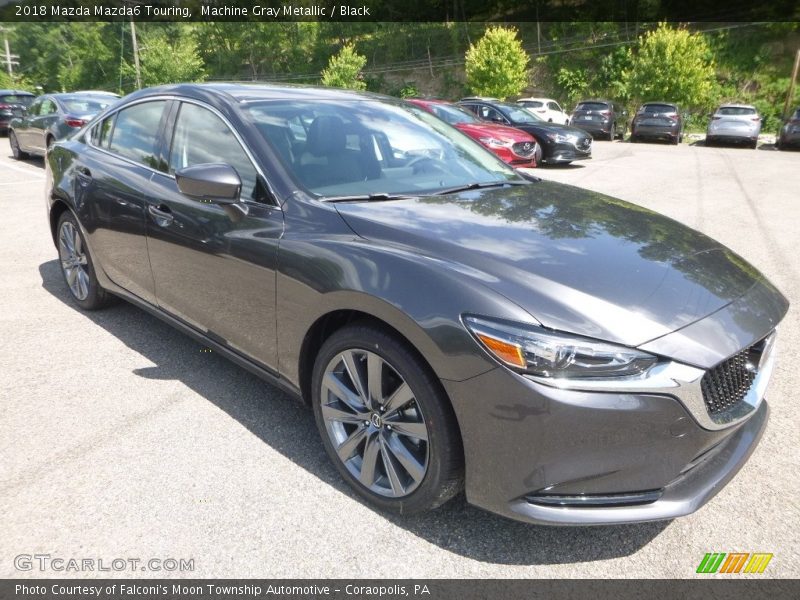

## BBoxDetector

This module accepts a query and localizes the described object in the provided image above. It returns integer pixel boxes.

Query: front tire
[311,323,464,515]
[9,130,29,160]
[56,211,114,310]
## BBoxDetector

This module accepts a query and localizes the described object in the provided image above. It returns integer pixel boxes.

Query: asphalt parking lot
[1,137,798,579]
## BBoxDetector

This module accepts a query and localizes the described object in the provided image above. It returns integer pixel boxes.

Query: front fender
[276,233,538,386]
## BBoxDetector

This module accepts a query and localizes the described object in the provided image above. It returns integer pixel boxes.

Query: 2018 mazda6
[45,83,787,525]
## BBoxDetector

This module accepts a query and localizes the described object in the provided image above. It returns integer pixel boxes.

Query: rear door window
[547,101,561,111]
[108,101,167,169]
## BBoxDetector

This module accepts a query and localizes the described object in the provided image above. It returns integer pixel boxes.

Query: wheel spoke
[321,403,367,425]
[367,352,384,408]
[76,269,90,299]
[384,432,426,483]
[379,436,405,495]
[322,371,367,413]
[359,432,380,487]
[336,424,367,462]
[387,418,428,441]
[59,226,74,255]
[342,350,370,409]
[383,381,414,416]
[65,266,78,287]
[73,228,83,256]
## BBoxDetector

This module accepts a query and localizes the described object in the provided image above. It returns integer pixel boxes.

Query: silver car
[706,104,761,148]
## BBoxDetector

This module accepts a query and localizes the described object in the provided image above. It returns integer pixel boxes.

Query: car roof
[518,97,557,103]
[641,101,678,106]
[460,96,499,101]
[0,89,35,96]
[577,99,614,104]
[127,82,394,104]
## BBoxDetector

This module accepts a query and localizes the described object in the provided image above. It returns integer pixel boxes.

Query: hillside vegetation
[2,22,798,130]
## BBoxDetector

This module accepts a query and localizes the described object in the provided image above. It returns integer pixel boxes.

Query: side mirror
[175,163,241,205]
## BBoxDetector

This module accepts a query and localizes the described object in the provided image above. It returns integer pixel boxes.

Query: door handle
[148,204,174,226]
[75,166,92,185]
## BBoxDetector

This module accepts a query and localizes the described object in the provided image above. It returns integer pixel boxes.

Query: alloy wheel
[58,220,90,301]
[320,349,430,498]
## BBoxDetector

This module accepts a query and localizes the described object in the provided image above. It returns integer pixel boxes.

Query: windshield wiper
[433,180,530,196]
[321,193,415,203]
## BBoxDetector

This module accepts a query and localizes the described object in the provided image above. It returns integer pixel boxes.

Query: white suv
[517,97,570,124]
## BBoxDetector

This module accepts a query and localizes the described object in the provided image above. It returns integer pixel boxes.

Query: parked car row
[7,90,119,159]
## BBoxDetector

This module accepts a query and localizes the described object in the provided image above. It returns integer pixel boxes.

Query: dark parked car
[9,91,119,159]
[776,107,800,150]
[46,83,787,525]
[0,89,35,133]
[571,99,628,141]
[630,102,684,145]
[407,98,540,167]
[458,98,591,165]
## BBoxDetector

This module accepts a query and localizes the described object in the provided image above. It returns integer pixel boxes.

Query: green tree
[464,26,529,99]
[625,23,716,109]
[124,27,205,88]
[321,43,367,90]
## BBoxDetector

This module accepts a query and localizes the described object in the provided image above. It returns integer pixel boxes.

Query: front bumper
[442,366,769,525]
[541,141,591,164]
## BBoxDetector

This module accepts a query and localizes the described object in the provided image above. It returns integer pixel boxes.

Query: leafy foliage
[122,27,205,88]
[465,26,529,100]
[321,43,367,90]
[625,23,716,110]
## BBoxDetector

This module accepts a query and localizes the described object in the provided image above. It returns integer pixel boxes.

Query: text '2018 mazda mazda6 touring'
[45,84,787,525]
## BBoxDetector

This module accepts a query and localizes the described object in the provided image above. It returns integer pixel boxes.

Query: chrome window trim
[83,94,282,210]
[526,332,777,432]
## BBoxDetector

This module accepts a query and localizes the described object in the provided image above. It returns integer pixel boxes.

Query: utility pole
[783,48,800,120]
[130,20,142,90]
[0,25,20,78]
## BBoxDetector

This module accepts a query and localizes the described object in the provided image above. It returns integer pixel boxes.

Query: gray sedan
[9,91,119,159]
[706,103,762,148]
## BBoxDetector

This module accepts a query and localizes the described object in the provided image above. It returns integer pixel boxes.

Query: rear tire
[56,211,114,310]
[9,130,29,160]
[311,323,464,515]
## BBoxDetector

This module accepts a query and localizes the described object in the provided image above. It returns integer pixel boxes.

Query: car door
[28,97,59,154]
[77,100,170,305]
[145,100,284,371]
[14,97,40,151]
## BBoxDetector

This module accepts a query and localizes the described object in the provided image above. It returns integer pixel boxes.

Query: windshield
[59,95,115,115]
[640,104,677,114]
[243,100,520,198]
[495,103,543,123]
[717,106,757,116]
[576,102,610,111]
[427,103,480,125]
[0,94,34,106]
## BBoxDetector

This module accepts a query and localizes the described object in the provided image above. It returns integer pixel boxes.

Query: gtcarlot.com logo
[14,554,195,573]
[696,552,773,574]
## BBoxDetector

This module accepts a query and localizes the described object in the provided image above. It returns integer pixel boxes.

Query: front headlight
[478,136,512,148]
[463,315,658,379]
[545,132,569,143]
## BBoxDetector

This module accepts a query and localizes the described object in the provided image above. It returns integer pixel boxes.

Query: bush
[321,43,367,91]
[465,26,529,100]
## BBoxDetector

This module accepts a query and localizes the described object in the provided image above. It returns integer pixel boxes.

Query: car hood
[334,181,779,350]
[455,122,532,142]
[513,122,587,137]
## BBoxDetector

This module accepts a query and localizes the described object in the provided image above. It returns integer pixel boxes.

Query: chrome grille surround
[511,141,535,157]
[525,331,777,431]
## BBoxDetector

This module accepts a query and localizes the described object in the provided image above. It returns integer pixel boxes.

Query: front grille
[512,141,535,157]
[701,342,763,415]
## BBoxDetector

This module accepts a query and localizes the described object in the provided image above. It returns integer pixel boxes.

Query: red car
[408,98,539,167]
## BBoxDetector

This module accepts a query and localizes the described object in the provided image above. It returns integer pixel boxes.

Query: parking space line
[0,160,46,178]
